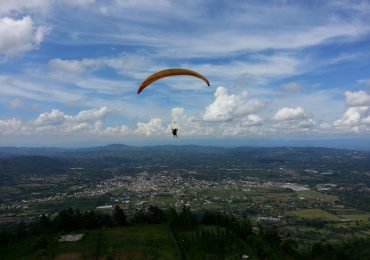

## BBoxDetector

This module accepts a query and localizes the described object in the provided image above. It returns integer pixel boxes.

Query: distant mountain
[0,144,364,158]
[0,147,70,157]
[0,156,72,177]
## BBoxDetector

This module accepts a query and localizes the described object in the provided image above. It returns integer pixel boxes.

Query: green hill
[1,224,181,260]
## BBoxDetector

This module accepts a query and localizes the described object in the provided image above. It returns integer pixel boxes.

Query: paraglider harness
[171,127,178,138]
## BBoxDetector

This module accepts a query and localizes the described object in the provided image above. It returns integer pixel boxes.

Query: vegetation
[1,205,370,259]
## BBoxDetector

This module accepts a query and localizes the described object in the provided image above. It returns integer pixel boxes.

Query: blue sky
[1,0,370,147]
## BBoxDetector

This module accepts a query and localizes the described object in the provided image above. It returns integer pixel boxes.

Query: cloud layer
[0,1,370,145]
[2,88,369,141]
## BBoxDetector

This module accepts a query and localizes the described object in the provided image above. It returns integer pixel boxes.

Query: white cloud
[334,106,370,134]
[34,109,68,126]
[74,106,109,122]
[273,107,305,121]
[270,107,317,134]
[0,16,48,55]
[48,58,88,74]
[30,107,110,135]
[241,114,263,126]
[0,118,23,134]
[333,90,370,133]
[203,87,265,122]
[104,124,130,136]
[335,106,368,126]
[171,107,186,125]
[345,90,370,106]
[134,118,166,136]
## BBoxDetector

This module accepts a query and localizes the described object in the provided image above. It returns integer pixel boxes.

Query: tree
[32,215,52,234]
[147,206,166,224]
[112,205,127,226]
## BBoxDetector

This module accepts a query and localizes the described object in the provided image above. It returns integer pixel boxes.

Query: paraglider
[137,68,210,139]
[137,68,210,94]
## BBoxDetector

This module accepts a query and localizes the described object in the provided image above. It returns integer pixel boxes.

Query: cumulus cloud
[345,90,370,106]
[0,106,168,138]
[241,114,263,126]
[171,107,188,127]
[271,107,316,134]
[135,118,166,136]
[165,91,266,137]
[31,106,110,134]
[0,118,23,134]
[273,107,305,121]
[74,106,109,122]
[0,16,48,55]
[104,124,130,136]
[332,90,370,133]
[203,87,265,122]
[335,106,368,126]
[34,109,68,126]
[334,106,370,133]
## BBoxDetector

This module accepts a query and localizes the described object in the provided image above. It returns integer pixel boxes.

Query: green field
[190,187,246,198]
[340,213,370,221]
[286,209,342,221]
[296,190,338,202]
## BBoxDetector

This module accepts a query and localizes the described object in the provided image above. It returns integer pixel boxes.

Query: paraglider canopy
[137,68,210,94]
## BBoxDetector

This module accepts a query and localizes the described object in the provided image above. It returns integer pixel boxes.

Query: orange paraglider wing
[137,68,210,94]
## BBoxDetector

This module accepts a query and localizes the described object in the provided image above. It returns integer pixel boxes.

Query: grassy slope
[0,224,181,260]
